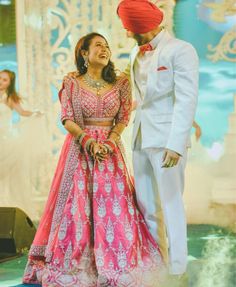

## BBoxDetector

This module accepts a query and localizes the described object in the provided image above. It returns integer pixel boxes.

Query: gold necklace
[83,73,107,96]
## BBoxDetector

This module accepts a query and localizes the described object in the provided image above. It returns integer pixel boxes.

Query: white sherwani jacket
[130,31,199,155]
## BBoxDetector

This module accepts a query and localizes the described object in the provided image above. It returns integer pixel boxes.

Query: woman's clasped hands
[89,141,109,162]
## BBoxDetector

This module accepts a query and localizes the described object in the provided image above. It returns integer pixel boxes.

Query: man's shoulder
[165,37,198,60]
[168,36,195,51]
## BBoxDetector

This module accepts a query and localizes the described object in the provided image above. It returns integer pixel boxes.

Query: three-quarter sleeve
[115,77,132,126]
[59,79,75,125]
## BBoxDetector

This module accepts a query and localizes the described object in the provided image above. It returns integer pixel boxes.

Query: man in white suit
[117,0,199,282]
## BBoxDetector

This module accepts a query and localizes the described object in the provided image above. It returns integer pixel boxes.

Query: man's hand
[32,109,44,117]
[162,149,180,168]
[194,124,202,141]
[63,71,78,83]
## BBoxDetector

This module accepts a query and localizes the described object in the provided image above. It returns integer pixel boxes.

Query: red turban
[117,0,164,34]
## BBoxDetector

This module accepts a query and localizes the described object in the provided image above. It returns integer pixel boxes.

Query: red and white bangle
[77,133,95,151]
[76,132,86,144]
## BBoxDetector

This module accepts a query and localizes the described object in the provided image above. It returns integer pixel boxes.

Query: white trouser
[133,141,187,274]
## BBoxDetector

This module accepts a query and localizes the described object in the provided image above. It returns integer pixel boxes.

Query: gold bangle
[110,130,121,140]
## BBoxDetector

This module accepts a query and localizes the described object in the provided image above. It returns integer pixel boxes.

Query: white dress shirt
[134,30,165,100]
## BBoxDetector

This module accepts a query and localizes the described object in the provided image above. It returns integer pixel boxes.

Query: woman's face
[86,36,111,68]
[0,72,10,91]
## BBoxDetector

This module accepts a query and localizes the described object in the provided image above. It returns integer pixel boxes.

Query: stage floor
[0,225,235,287]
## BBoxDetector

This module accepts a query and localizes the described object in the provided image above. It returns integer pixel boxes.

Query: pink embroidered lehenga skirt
[23,126,165,287]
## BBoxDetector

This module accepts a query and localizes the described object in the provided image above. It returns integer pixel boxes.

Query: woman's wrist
[109,130,121,142]
[76,132,86,144]
[76,132,96,151]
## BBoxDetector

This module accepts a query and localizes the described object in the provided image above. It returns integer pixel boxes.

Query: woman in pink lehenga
[23,32,165,287]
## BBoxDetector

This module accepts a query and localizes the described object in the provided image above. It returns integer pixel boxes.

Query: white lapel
[130,45,139,90]
[130,45,139,69]
[145,31,173,102]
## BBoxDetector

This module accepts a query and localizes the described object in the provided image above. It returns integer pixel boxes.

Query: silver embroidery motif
[127,195,134,216]
[107,160,114,172]
[76,216,83,242]
[117,242,127,269]
[124,216,133,241]
[96,244,104,267]
[106,218,114,244]
[58,216,68,241]
[108,260,114,270]
[71,196,77,215]
[64,241,73,269]
[116,173,124,192]
[78,179,85,191]
[117,181,124,192]
[112,195,121,216]
[98,162,105,172]
[54,273,77,286]
[105,173,112,193]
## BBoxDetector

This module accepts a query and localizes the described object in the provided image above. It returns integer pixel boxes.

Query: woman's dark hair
[75,32,117,83]
[1,69,21,103]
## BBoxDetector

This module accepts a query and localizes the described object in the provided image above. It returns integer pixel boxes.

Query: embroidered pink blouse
[60,76,132,128]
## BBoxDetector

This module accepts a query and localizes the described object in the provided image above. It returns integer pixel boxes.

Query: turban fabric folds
[117,0,164,34]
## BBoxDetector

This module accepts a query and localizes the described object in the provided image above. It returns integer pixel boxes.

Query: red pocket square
[157,66,168,71]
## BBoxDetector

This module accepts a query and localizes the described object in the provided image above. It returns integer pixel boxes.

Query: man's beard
[133,34,148,46]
